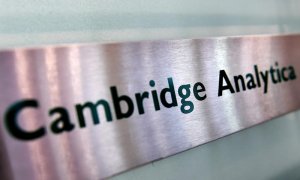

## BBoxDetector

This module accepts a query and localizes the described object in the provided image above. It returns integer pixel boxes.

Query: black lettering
[246,73,256,89]
[281,67,289,81]
[260,71,269,93]
[275,62,282,83]
[111,86,134,119]
[76,100,112,128]
[193,82,206,101]
[149,80,160,111]
[234,75,246,92]
[4,99,45,140]
[160,78,178,108]
[270,66,277,84]
[218,70,235,96]
[135,92,149,114]
[289,66,297,80]
[254,65,261,87]
[178,84,194,114]
[50,107,74,134]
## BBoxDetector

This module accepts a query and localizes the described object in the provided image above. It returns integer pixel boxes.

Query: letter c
[4,99,45,140]
[281,67,289,81]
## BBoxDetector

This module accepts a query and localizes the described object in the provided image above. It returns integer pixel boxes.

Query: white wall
[1,0,300,48]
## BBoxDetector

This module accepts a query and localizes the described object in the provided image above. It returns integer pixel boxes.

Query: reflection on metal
[0,34,300,179]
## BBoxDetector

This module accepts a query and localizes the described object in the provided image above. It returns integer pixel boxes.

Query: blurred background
[1,0,300,179]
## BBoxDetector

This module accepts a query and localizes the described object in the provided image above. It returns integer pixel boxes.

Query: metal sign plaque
[1,34,300,179]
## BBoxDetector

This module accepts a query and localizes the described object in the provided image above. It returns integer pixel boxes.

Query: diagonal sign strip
[0,34,300,179]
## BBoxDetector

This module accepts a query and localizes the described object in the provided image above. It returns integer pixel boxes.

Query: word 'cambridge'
[3,62,297,141]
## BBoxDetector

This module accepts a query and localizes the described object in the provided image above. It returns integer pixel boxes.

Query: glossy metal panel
[1,34,300,179]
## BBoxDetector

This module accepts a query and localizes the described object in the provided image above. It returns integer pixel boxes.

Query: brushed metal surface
[1,34,300,179]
